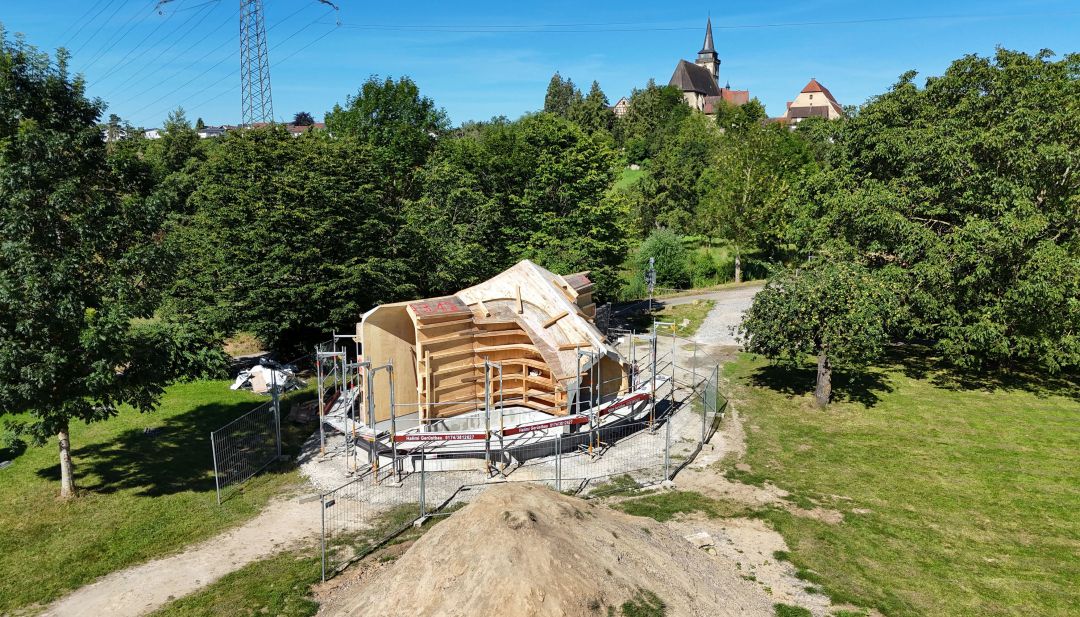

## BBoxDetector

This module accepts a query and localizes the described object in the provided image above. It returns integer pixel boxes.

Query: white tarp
[230,364,303,394]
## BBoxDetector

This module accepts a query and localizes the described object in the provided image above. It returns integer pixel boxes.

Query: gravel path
[690,283,763,347]
[41,495,320,617]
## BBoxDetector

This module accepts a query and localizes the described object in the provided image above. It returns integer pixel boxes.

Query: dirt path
[42,496,321,617]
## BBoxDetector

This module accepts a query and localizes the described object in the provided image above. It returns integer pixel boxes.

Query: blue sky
[2,0,1078,128]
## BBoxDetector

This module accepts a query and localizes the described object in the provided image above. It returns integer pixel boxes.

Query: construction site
[211,260,724,581]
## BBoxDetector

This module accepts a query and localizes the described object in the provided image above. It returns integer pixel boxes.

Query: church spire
[700,16,715,53]
[695,16,720,82]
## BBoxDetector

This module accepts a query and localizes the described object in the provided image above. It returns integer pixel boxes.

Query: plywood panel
[362,305,418,423]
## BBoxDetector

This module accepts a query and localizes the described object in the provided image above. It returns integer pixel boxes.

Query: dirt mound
[330,483,775,617]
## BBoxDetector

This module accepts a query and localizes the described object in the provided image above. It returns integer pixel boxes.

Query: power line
[72,0,130,56]
[150,23,339,126]
[323,10,1080,33]
[90,4,183,87]
[101,0,229,96]
[128,9,336,126]
[57,0,112,45]
[81,2,161,71]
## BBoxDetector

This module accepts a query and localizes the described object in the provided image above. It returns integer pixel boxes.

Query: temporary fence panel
[211,399,281,504]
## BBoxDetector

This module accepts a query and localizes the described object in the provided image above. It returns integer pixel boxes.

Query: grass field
[0,380,314,612]
[625,300,715,338]
[722,349,1080,616]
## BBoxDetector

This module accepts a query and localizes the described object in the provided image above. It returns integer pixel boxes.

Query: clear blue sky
[2,0,1078,128]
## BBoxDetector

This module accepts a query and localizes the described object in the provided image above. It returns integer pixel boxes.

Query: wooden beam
[543,310,569,329]
[558,341,591,351]
[476,299,491,317]
[516,286,523,314]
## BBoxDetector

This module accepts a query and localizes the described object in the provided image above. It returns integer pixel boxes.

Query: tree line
[1,23,1077,495]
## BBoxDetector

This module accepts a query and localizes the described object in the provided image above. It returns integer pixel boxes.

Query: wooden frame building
[357,260,627,425]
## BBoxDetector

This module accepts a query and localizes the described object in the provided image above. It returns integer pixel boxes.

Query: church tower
[695,17,720,83]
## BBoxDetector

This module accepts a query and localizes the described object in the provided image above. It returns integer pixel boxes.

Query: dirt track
[41,495,320,617]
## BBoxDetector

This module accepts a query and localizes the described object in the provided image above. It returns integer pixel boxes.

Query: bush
[636,229,689,289]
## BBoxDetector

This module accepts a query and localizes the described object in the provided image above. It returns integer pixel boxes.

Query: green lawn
[149,551,322,617]
[613,166,646,192]
[0,380,314,612]
[721,350,1080,616]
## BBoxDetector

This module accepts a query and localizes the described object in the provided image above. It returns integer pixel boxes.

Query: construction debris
[229,364,304,394]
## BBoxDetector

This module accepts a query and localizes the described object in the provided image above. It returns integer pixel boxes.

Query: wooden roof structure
[357,260,626,424]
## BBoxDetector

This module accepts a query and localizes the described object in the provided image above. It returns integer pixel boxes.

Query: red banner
[501,415,589,436]
[393,431,488,443]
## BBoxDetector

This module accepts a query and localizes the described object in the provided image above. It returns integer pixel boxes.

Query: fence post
[271,368,282,459]
[555,434,562,493]
[320,493,327,582]
[664,413,672,480]
[211,431,221,505]
[419,444,426,519]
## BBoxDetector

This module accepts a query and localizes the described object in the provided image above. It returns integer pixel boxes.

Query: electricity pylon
[240,0,273,126]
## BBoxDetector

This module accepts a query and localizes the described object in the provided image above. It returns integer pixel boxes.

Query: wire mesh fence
[317,388,721,579]
[210,399,281,504]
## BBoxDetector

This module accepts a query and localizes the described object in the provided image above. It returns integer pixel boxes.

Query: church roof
[700,16,715,53]
[801,78,842,110]
[669,60,722,96]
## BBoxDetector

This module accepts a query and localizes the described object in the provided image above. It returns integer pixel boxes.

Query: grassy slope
[723,350,1080,616]
[613,166,646,192]
[0,381,312,612]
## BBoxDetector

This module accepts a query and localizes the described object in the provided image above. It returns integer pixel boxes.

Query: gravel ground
[691,283,763,347]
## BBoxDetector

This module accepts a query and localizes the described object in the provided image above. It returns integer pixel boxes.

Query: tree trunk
[814,351,832,408]
[734,244,743,284]
[58,425,75,499]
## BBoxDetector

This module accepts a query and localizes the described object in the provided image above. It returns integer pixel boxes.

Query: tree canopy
[792,49,1080,372]
[740,260,898,406]
[0,35,175,497]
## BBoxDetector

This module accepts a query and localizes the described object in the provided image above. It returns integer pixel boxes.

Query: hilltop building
[668,17,750,116]
[779,78,844,125]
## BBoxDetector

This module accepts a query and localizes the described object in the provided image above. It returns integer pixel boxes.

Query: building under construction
[316,260,666,472]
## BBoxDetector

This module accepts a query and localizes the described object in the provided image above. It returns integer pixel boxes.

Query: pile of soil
[329,483,775,617]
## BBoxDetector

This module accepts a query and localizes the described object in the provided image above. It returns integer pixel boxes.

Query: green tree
[739,261,897,406]
[615,80,690,162]
[794,49,1080,372]
[543,72,580,117]
[700,118,813,281]
[325,75,448,202]
[194,116,206,130]
[292,111,314,126]
[407,113,627,298]
[166,126,413,350]
[0,35,172,497]
[568,80,614,134]
[713,98,766,133]
[631,113,721,234]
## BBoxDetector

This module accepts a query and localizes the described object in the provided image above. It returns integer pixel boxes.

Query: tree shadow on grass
[748,363,894,408]
[885,345,1080,402]
[36,399,292,497]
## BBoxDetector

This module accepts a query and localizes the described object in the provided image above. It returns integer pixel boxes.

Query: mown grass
[724,349,1080,616]
[0,380,315,612]
[149,551,321,617]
